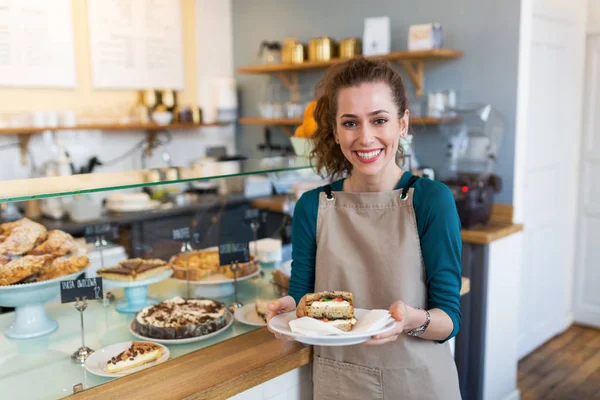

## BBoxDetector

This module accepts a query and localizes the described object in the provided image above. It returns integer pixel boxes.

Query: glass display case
[0,156,322,400]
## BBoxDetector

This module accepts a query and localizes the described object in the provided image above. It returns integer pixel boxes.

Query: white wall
[589,0,600,33]
[0,0,236,186]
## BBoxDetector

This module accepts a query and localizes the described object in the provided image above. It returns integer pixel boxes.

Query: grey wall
[231,0,520,204]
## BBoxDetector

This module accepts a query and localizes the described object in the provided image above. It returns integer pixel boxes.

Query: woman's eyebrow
[340,110,389,118]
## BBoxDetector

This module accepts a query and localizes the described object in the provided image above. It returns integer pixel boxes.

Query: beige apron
[312,178,461,400]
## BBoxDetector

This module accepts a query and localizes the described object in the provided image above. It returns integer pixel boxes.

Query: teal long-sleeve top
[288,171,463,342]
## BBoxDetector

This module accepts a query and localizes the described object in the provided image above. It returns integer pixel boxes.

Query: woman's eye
[373,118,388,125]
[342,121,357,128]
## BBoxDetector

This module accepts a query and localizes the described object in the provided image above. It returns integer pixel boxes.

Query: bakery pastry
[36,255,90,282]
[219,256,258,279]
[28,230,75,257]
[0,218,47,256]
[255,299,271,322]
[303,291,356,332]
[0,255,53,286]
[105,341,163,373]
[133,297,228,340]
[97,258,168,282]
[169,250,219,280]
[169,250,258,281]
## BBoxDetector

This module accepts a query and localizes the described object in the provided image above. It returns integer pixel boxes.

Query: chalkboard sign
[218,242,250,266]
[244,208,260,223]
[172,227,191,241]
[60,277,103,304]
[84,223,118,243]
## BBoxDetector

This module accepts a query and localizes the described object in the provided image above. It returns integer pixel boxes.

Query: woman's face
[335,81,408,177]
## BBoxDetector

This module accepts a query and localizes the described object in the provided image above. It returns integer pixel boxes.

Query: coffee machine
[440,104,504,228]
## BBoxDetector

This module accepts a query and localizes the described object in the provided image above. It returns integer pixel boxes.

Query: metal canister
[339,38,362,59]
[160,89,177,111]
[282,39,307,64]
[308,37,338,61]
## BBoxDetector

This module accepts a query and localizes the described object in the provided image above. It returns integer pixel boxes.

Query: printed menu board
[0,0,76,88]
[87,0,184,89]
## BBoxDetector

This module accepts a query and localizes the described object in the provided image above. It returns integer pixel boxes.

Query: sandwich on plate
[303,291,357,332]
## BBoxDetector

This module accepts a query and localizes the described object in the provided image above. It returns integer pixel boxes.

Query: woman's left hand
[364,301,408,346]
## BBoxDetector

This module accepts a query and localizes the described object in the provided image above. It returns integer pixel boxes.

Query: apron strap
[323,184,334,200]
[401,175,420,199]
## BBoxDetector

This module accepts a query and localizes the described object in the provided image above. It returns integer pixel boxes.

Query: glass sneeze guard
[0,156,312,203]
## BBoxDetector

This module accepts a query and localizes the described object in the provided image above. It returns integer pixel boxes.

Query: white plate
[170,266,262,286]
[128,310,234,344]
[84,341,170,378]
[234,303,267,327]
[268,308,397,347]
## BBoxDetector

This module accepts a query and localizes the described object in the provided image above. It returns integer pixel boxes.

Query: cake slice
[105,341,163,373]
[255,299,271,322]
[97,258,168,282]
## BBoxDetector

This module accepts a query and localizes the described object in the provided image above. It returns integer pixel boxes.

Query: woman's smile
[353,148,384,163]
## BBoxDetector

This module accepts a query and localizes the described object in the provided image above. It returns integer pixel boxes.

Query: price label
[244,208,260,223]
[218,242,250,266]
[172,227,191,241]
[60,277,103,304]
[84,223,118,243]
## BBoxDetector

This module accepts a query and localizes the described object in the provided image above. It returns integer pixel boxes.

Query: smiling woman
[266,57,463,400]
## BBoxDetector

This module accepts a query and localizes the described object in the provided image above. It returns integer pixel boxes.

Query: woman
[267,57,462,399]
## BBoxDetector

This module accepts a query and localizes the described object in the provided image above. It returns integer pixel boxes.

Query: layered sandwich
[304,291,356,332]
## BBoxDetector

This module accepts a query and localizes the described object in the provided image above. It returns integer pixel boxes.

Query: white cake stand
[0,270,86,340]
[170,267,262,298]
[103,269,173,313]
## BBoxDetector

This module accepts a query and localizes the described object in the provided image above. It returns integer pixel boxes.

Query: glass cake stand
[103,269,173,313]
[0,270,87,340]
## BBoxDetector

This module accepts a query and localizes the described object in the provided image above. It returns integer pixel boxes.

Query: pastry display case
[0,156,319,400]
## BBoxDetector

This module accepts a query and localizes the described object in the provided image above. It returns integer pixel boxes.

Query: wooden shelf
[239,118,303,126]
[0,121,226,136]
[239,117,460,127]
[238,49,461,98]
[237,49,463,74]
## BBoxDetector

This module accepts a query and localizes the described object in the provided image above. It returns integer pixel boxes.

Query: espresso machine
[440,104,504,228]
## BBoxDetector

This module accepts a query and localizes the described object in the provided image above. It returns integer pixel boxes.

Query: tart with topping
[105,341,163,373]
[133,297,229,340]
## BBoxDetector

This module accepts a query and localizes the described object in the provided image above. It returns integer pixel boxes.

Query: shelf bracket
[144,131,158,157]
[276,72,300,100]
[401,60,425,97]
[18,134,32,165]
[280,126,293,137]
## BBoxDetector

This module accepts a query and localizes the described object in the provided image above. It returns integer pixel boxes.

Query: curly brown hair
[309,57,409,179]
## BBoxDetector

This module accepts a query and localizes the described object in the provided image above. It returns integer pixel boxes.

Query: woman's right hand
[266,295,305,341]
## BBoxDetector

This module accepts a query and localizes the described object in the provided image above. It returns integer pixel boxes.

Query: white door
[574,34,600,328]
[513,0,588,359]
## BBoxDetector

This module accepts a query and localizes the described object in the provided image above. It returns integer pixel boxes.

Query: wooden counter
[67,279,471,400]
[68,328,312,400]
[252,197,523,245]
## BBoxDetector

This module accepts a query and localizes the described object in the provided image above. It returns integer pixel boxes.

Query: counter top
[0,264,470,400]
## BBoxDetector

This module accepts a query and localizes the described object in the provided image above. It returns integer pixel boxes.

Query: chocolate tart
[133,297,228,340]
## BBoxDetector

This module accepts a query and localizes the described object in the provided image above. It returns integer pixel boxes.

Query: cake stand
[103,269,173,313]
[0,270,86,340]
[170,267,262,298]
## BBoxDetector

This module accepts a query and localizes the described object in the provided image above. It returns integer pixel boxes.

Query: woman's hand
[364,301,409,345]
[266,296,305,341]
